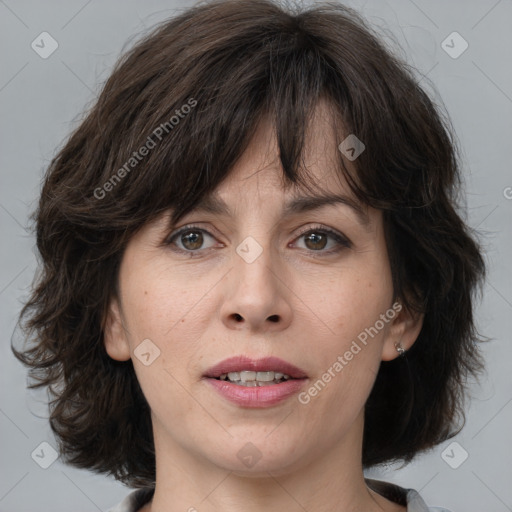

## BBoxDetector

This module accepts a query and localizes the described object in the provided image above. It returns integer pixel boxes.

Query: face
[104,100,422,477]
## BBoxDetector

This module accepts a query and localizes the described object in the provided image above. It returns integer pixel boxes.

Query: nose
[220,239,293,333]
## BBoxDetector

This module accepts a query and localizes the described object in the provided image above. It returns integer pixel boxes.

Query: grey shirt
[107,478,436,511]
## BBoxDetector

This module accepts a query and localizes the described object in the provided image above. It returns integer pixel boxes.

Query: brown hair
[12,0,486,487]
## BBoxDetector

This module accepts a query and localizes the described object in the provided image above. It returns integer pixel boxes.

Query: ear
[381,301,424,361]
[103,296,131,361]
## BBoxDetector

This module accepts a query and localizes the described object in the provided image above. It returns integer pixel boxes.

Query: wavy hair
[13,0,486,487]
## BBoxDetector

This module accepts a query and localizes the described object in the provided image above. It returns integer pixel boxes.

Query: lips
[203,356,308,380]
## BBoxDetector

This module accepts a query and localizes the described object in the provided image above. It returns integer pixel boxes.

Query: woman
[13,0,485,510]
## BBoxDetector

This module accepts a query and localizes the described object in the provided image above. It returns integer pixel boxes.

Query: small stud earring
[394,341,406,357]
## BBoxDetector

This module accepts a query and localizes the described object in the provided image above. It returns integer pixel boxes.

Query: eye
[166,225,219,254]
[292,225,351,255]
[164,223,351,257]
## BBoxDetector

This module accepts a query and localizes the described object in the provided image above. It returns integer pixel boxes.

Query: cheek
[119,257,215,368]
[294,248,393,398]
[121,251,184,323]
[303,261,392,349]
[118,260,214,420]
[294,273,392,430]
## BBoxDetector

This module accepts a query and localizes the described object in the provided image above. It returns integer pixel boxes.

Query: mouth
[202,356,308,406]
[213,370,294,386]
[203,356,308,407]
[203,355,308,384]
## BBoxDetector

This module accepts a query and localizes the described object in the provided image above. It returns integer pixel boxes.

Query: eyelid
[291,223,352,252]
[164,223,221,250]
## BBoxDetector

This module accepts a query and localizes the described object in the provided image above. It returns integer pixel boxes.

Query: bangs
[95,31,354,233]
[86,2,418,239]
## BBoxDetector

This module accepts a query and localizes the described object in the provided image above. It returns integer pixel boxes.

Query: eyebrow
[184,191,370,227]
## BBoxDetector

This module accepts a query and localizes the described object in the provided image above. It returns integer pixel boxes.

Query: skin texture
[104,101,423,512]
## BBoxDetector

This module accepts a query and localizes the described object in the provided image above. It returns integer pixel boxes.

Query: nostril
[233,313,243,322]
[268,315,279,322]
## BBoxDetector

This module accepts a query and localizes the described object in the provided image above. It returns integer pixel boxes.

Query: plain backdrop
[1,0,511,511]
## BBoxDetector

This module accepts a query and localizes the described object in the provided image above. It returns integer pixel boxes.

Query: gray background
[1,0,511,511]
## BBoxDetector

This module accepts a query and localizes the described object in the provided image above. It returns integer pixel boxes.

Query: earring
[394,341,406,357]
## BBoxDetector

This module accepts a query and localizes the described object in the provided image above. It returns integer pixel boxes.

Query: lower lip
[204,377,308,408]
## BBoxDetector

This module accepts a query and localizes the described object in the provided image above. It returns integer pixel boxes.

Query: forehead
[205,98,367,217]
[143,97,376,235]
[218,97,352,194]
[185,187,370,228]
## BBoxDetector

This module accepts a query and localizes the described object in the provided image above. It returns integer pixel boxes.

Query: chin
[206,436,305,476]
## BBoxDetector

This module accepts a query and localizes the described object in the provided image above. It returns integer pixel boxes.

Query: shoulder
[107,488,155,512]
[365,478,443,512]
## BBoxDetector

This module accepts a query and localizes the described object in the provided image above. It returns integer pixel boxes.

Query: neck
[142,412,401,512]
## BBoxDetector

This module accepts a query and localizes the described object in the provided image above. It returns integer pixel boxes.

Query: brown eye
[180,230,204,250]
[293,226,351,255]
[304,232,328,250]
[166,226,218,254]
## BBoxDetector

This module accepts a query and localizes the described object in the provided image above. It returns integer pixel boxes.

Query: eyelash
[164,223,351,258]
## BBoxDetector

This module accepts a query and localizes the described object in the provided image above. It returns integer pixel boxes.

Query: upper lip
[204,356,308,379]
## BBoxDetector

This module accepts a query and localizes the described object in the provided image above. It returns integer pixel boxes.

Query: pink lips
[203,356,308,408]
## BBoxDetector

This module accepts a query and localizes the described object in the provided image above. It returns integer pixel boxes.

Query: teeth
[218,370,292,384]
[240,371,257,382]
[256,371,275,381]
